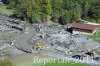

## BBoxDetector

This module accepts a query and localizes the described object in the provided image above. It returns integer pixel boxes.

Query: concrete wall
[73,31,95,35]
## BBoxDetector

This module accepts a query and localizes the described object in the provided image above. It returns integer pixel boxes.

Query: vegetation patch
[91,30,100,42]
[0,6,14,15]
[0,60,15,66]
[44,62,89,66]
[8,0,100,24]
[43,59,89,66]
[92,48,100,54]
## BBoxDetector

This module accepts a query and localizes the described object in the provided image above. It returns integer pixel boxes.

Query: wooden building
[72,22,97,35]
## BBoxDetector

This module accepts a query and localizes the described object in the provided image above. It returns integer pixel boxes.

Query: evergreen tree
[62,10,72,24]
[83,1,90,17]
[8,0,100,24]
[73,3,82,20]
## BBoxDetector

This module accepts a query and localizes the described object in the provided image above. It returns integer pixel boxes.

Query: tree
[62,0,74,10]
[52,0,63,16]
[89,0,100,19]
[1,0,10,4]
[13,0,28,20]
[8,0,100,24]
[73,3,82,20]
[60,10,72,24]
[31,13,41,23]
[82,1,90,17]
[41,0,52,22]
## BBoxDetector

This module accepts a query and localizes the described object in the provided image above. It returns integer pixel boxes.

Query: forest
[2,0,100,24]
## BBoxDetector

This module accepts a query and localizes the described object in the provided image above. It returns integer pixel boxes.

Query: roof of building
[72,22,97,31]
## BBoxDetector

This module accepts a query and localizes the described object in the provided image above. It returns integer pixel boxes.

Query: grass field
[0,6,14,15]
[9,54,47,66]
[8,54,89,66]
[44,62,89,66]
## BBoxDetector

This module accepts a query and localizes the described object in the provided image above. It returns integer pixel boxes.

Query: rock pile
[33,23,68,34]
[0,14,25,32]
[28,23,100,55]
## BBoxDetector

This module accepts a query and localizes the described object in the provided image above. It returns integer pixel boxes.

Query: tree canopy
[7,0,100,24]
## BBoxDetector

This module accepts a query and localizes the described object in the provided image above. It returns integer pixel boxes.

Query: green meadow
[0,6,13,15]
